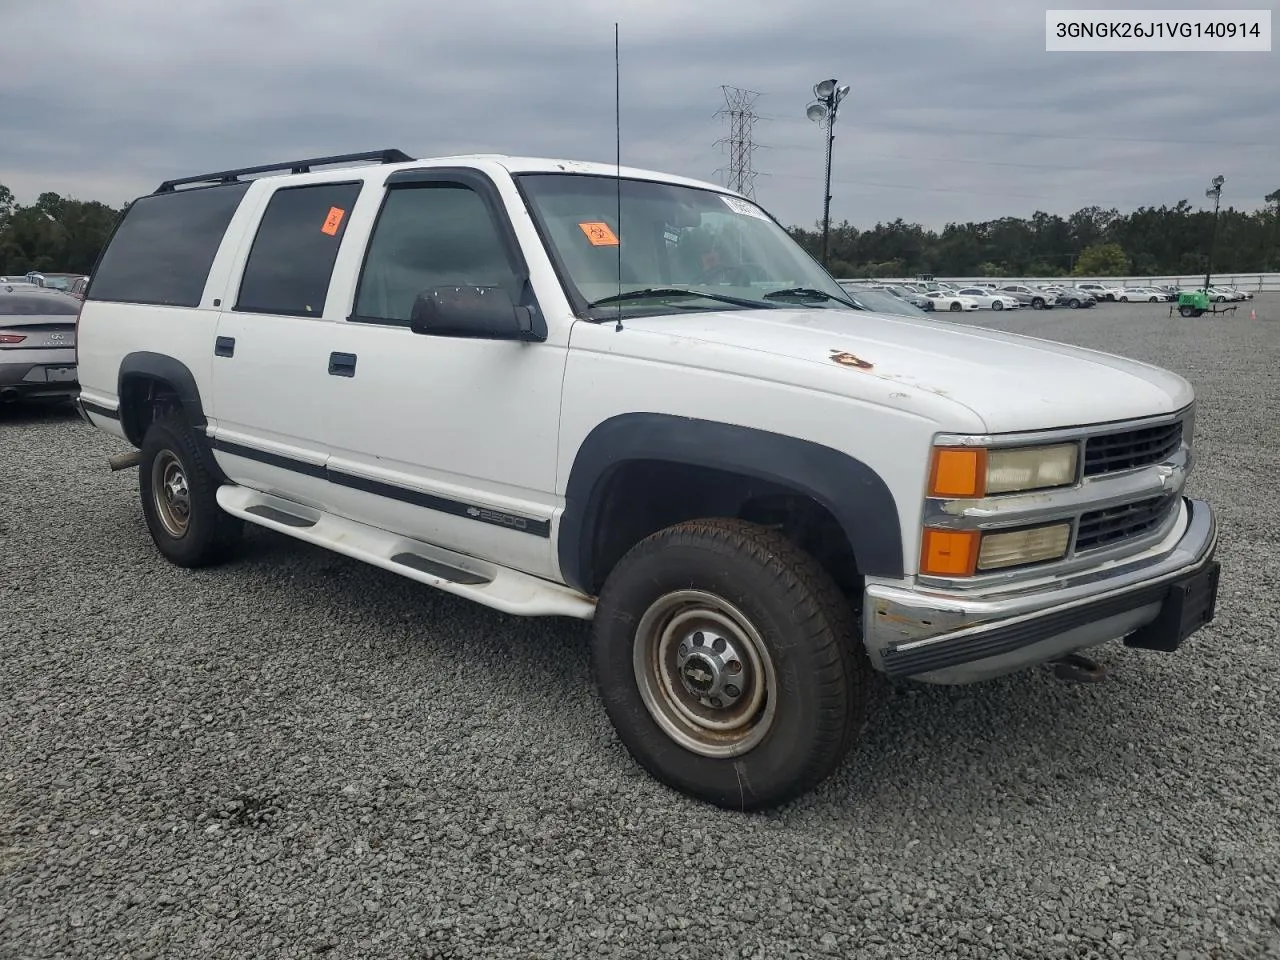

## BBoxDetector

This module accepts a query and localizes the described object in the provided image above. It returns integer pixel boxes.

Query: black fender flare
[557,413,905,593]
[117,352,208,446]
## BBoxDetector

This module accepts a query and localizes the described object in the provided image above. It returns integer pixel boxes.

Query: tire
[948,301,961,312]
[138,412,243,567]
[591,518,869,811]
[1179,305,1197,317]
[1031,297,1045,309]
[1215,295,1225,303]
[992,300,1004,311]
[1119,296,1128,302]
[1148,296,1158,302]
[1069,298,1081,309]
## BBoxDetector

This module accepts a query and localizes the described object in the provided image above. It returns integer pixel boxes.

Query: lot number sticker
[321,207,346,236]
[579,221,620,246]
[721,196,771,221]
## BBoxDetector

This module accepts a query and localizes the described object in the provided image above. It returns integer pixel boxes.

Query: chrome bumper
[862,497,1218,684]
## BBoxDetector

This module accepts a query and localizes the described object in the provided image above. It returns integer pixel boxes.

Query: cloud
[1,0,1275,229]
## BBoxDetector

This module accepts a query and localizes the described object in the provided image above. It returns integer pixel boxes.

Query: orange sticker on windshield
[321,207,346,236]
[579,221,619,246]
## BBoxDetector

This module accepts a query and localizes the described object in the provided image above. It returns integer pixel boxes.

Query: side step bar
[216,485,596,620]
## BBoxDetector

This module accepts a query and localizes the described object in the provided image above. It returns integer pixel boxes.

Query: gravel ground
[2,295,1278,960]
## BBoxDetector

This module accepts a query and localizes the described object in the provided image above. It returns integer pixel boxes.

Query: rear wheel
[992,300,1004,311]
[139,413,243,567]
[591,518,869,810]
[948,301,961,312]
[1031,297,1045,309]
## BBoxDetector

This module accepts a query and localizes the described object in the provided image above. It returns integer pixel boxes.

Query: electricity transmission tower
[714,86,761,198]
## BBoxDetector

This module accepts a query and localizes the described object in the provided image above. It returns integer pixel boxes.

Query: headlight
[920,522,1073,577]
[928,442,1079,498]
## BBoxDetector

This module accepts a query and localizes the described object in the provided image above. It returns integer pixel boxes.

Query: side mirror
[408,285,545,341]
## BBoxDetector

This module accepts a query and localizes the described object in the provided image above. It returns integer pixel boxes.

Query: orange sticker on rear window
[321,207,346,236]
[579,221,619,246]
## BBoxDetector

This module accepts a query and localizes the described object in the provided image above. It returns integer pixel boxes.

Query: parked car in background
[1118,287,1163,303]
[923,291,981,313]
[0,276,39,287]
[1074,282,1124,302]
[33,273,84,294]
[869,284,931,309]
[837,284,932,318]
[71,276,91,299]
[1052,287,1098,309]
[952,286,1020,311]
[0,286,79,403]
[998,284,1056,310]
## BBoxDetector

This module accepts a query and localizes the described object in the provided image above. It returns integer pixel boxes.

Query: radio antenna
[613,22,624,332]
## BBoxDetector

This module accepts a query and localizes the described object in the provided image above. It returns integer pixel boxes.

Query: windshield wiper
[586,287,771,311]
[762,287,856,307]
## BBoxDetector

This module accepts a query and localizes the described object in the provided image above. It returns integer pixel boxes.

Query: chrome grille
[1076,495,1177,552]
[1083,420,1183,476]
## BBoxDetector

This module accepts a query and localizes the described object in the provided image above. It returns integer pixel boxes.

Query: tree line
[789,191,1280,279]
[3,180,1279,280]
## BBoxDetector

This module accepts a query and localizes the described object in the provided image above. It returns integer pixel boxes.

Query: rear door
[205,178,367,502]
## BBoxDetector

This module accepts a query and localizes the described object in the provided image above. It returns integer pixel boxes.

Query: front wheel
[139,413,243,567]
[1031,297,1045,309]
[992,300,1004,311]
[1069,298,1081,308]
[591,518,868,810]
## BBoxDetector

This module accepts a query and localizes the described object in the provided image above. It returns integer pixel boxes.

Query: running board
[216,485,595,619]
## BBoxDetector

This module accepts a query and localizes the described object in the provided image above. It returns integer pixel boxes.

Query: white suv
[74,148,1221,809]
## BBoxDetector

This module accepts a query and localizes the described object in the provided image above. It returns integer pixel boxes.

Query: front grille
[1076,495,1177,552]
[1083,420,1183,476]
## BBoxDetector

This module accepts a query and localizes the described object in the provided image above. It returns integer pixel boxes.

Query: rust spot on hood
[829,349,873,369]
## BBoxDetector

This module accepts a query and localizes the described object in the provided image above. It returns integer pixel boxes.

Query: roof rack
[154,148,416,193]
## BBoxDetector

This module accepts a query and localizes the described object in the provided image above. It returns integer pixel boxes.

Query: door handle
[328,351,357,377]
[214,336,235,358]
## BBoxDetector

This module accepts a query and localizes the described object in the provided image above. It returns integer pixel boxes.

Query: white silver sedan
[924,291,981,313]
[953,287,1020,311]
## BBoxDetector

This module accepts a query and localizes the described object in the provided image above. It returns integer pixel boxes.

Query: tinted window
[352,183,522,325]
[0,294,80,316]
[88,182,250,307]
[236,181,363,316]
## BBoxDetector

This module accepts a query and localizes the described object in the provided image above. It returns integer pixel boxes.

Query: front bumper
[862,497,1218,684]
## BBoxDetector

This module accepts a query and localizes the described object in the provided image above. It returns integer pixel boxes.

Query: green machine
[1177,290,1210,317]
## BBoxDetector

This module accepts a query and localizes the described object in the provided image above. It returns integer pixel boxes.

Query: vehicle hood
[614,308,1193,433]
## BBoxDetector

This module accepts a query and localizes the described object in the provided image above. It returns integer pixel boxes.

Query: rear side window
[0,294,80,316]
[235,181,363,317]
[87,182,251,307]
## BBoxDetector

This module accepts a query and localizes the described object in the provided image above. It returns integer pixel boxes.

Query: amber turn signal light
[920,528,980,577]
[929,447,987,498]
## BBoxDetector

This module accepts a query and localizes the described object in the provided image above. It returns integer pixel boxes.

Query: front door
[315,170,570,581]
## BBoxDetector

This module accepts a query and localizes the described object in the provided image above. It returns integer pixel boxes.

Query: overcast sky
[2,0,1276,230]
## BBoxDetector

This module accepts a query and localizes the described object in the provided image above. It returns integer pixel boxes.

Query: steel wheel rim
[632,589,777,758]
[152,450,191,538]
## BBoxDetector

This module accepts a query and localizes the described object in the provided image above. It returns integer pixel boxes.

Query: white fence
[842,273,1280,293]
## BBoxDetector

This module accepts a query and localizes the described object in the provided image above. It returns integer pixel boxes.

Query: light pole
[806,78,850,269]
[1204,174,1224,292]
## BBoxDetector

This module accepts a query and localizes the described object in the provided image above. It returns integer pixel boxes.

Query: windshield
[515,173,853,319]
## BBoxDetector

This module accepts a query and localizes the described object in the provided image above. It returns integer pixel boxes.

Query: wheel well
[118,374,183,446]
[585,459,863,607]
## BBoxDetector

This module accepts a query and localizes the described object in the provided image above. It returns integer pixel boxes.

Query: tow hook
[108,450,143,472]
[1051,652,1110,683]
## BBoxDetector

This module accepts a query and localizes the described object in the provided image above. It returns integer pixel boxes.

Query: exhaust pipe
[1051,652,1109,683]
[108,450,143,472]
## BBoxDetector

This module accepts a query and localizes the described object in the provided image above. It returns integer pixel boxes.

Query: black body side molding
[117,352,210,446]
[557,413,905,593]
